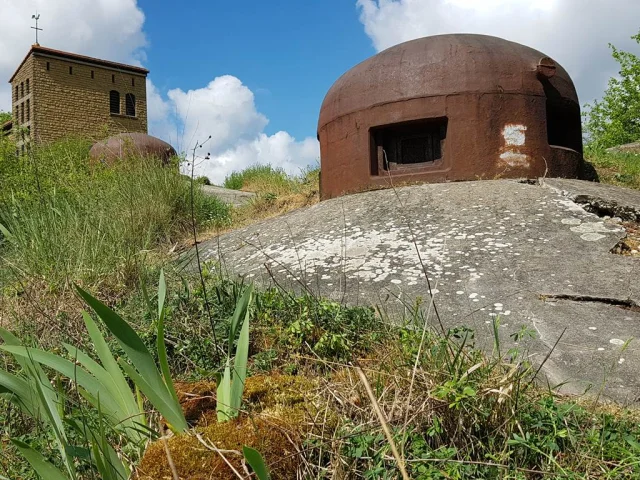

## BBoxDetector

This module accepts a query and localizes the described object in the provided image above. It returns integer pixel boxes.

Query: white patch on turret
[503,124,527,146]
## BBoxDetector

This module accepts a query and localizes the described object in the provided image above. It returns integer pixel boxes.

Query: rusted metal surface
[89,132,177,164]
[317,34,586,199]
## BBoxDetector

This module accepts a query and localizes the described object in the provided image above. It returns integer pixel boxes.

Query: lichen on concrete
[200,179,640,403]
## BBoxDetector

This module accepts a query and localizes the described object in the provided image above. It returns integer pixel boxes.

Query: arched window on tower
[109,90,120,114]
[125,93,136,117]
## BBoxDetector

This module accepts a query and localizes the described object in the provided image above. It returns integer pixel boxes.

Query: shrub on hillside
[0,138,231,287]
[584,30,640,150]
[224,164,295,193]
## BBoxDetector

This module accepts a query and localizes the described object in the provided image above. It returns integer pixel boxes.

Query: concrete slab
[201,185,256,207]
[201,179,640,404]
[543,178,640,222]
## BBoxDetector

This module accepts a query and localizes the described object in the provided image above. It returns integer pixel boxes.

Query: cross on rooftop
[31,13,42,45]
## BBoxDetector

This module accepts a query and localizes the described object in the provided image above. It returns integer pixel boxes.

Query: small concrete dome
[89,132,177,164]
[318,34,585,199]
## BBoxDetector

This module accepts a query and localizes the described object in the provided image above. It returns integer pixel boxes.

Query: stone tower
[9,45,149,152]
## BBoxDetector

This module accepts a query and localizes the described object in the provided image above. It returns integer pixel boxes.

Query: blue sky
[2,0,639,183]
[138,0,373,141]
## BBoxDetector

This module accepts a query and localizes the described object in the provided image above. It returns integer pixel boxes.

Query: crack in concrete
[572,195,640,223]
[540,294,640,312]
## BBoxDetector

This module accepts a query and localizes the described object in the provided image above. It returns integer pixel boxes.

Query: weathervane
[31,13,42,45]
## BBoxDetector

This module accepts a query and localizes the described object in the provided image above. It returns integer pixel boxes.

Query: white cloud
[148,77,319,184]
[1,1,318,185]
[357,0,640,104]
[0,0,146,111]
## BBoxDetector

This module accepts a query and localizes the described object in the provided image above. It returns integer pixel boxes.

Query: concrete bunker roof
[318,34,578,131]
[9,45,149,83]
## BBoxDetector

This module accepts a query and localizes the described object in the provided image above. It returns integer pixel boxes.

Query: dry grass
[199,165,320,240]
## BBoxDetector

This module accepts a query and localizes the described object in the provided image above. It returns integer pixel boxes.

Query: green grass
[587,149,640,189]
[224,164,296,192]
[3,268,639,479]
[0,138,231,289]
[214,164,319,232]
[2,138,640,478]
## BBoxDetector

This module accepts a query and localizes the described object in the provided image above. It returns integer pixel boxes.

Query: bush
[584,30,640,151]
[223,164,296,193]
[0,138,231,287]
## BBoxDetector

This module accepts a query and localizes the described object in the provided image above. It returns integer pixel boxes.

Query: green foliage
[256,287,382,362]
[243,446,271,480]
[223,163,311,194]
[0,139,231,286]
[217,285,254,422]
[0,327,131,480]
[75,272,188,433]
[587,149,640,188]
[584,30,640,150]
[0,111,11,125]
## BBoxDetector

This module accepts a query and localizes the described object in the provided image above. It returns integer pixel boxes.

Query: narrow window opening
[125,93,136,117]
[46,62,50,71]
[14,106,19,125]
[20,103,24,124]
[26,79,30,95]
[26,99,30,122]
[542,80,583,153]
[131,77,135,87]
[109,90,120,115]
[91,70,95,79]
[14,85,18,102]
[69,66,73,75]
[20,82,24,98]
[112,74,115,83]
[370,118,448,175]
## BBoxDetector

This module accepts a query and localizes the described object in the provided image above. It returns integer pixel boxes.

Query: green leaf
[0,222,14,241]
[230,289,252,415]
[157,270,180,407]
[243,446,271,480]
[75,285,166,394]
[81,311,141,423]
[11,439,70,480]
[228,286,253,354]
[217,362,232,422]
[0,346,123,425]
[0,329,75,478]
[0,370,40,417]
[119,360,187,432]
[76,284,187,432]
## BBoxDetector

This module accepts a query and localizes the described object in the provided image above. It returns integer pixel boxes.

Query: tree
[0,111,10,125]
[583,30,640,151]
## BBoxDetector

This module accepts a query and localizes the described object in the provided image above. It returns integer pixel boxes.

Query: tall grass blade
[217,362,232,422]
[81,311,145,428]
[157,270,180,407]
[230,289,252,414]
[75,284,188,432]
[242,446,271,480]
[11,440,69,480]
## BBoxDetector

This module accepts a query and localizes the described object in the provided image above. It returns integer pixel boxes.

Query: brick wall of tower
[27,55,147,144]
[10,55,34,146]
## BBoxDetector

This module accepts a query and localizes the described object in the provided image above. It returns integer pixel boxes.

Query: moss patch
[138,374,322,479]
[137,416,300,479]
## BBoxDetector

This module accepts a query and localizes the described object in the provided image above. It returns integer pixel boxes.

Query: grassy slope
[218,164,319,230]
[2,152,640,478]
[588,149,640,189]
